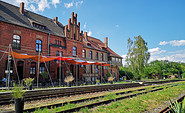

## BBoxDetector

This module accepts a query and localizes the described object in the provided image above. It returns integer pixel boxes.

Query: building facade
[0,1,122,85]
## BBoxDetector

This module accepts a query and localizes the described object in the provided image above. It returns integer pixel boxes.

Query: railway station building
[0,1,122,85]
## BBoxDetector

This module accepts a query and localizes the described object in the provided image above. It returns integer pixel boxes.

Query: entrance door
[17,61,24,80]
[76,65,80,82]
[70,65,74,76]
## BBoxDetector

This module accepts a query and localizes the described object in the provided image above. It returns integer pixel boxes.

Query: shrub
[12,83,25,99]
[96,79,100,83]
[23,77,34,87]
[169,98,185,113]
[181,73,185,78]
[41,72,48,79]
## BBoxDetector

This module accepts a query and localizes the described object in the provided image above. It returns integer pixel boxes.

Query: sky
[2,0,185,65]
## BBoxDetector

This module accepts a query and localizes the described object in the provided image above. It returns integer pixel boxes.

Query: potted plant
[41,72,48,86]
[96,79,100,85]
[108,77,114,84]
[64,75,74,87]
[23,77,34,90]
[12,83,25,113]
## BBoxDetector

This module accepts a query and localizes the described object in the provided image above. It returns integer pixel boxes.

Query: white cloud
[75,1,83,7]
[64,2,73,8]
[148,47,166,55]
[83,22,87,29]
[149,53,185,63]
[2,0,59,12]
[87,30,92,36]
[115,25,119,28]
[37,0,50,12]
[159,41,168,45]
[51,0,60,8]
[121,55,127,66]
[159,40,185,46]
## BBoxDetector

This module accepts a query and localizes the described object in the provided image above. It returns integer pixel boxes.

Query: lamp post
[162,69,165,80]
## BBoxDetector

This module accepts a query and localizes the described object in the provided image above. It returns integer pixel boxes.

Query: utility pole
[37,50,40,88]
[7,44,11,89]
[59,52,62,86]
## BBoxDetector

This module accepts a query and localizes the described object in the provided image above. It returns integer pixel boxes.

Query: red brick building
[0,1,122,85]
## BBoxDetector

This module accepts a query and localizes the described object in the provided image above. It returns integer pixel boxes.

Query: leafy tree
[126,36,150,79]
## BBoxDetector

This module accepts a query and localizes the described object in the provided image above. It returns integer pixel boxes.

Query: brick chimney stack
[105,37,108,48]
[20,2,24,14]
[84,32,87,40]
[68,18,71,30]
[81,31,83,35]
[53,17,58,24]
[71,12,74,24]
[75,13,77,24]
[78,22,80,27]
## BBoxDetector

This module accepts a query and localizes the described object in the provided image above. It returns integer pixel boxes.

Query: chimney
[81,30,83,35]
[71,12,74,24]
[53,17,58,24]
[20,2,24,14]
[65,25,68,37]
[75,13,77,24]
[68,18,71,30]
[78,22,80,27]
[105,37,108,48]
[84,32,87,40]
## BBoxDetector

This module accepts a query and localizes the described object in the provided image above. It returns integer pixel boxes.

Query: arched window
[59,41,61,46]
[89,51,92,59]
[13,35,21,49]
[82,65,86,73]
[30,62,36,75]
[73,46,77,56]
[56,50,59,56]
[82,50,86,58]
[36,39,42,52]
[60,51,63,56]
[96,52,98,60]
[39,63,45,74]
[101,53,103,61]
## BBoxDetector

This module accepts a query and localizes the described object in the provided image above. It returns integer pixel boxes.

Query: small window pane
[73,46,77,56]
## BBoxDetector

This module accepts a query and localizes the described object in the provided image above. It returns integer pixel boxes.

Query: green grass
[91,82,185,113]
[30,81,185,113]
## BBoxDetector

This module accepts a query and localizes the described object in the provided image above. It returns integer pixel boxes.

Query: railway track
[159,95,185,113]
[0,80,183,106]
[25,84,175,113]
[2,83,174,113]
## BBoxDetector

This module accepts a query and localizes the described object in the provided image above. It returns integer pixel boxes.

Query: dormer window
[87,43,91,47]
[33,22,46,30]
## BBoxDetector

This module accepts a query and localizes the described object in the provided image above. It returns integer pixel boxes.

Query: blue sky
[3,0,185,65]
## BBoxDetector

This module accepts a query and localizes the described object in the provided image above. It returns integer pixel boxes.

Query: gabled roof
[0,1,65,37]
[83,36,122,58]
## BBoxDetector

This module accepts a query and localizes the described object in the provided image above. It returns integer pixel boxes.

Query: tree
[126,35,150,79]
